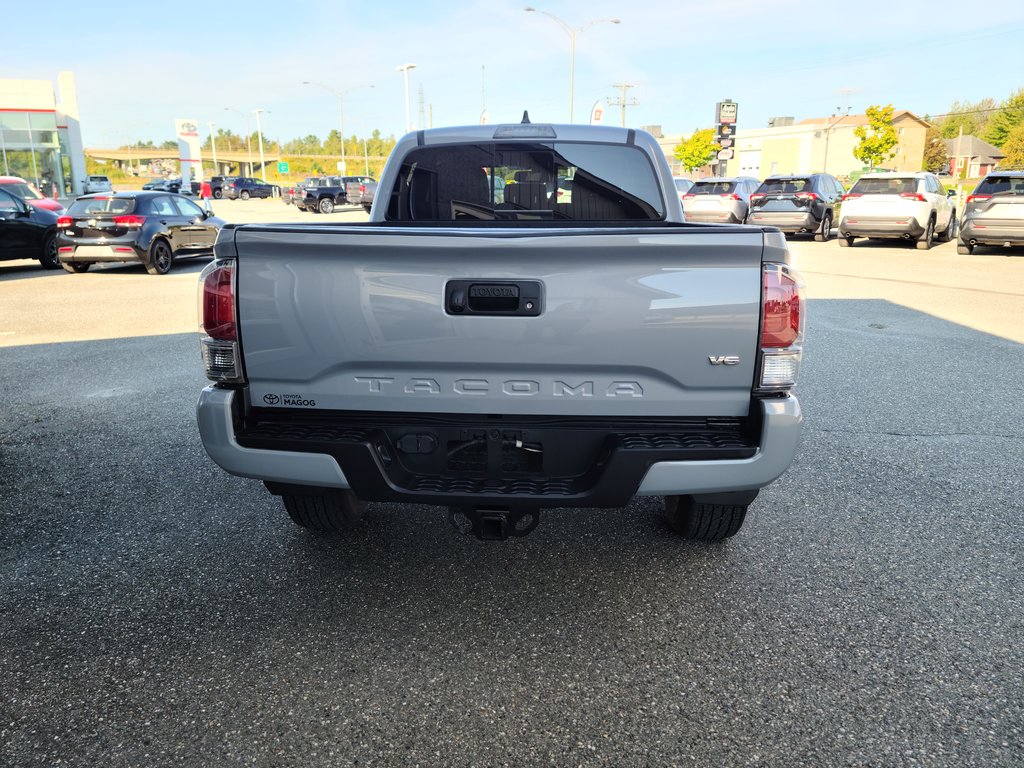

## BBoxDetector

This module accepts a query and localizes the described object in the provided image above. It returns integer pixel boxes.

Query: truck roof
[412,123,644,147]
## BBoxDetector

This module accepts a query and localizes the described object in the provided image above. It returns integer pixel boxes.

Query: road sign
[717,148,734,160]
[716,124,735,139]
[717,100,738,125]
[277,161,289,174]
[717,138,734,149]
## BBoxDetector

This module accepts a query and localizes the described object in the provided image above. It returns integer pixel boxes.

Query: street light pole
[396,63,417,134]
[524,7,620,123]
[253,109,268,181]
[207,122,218,175]
[303,81,374,176]
[224,107,253,176]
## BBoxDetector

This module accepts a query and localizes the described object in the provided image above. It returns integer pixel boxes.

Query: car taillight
[759,263,805,391]
[794,192,819,201]
[57,216,73,228]
[113,215,145,229]
[842,193,861,201]
[966,194,991,203]
[720,193,741,200]
[681,193,696,199]
[899,193,926,202]
[359,184,366,193]
[750,193,766,201]
[198,260,244,384]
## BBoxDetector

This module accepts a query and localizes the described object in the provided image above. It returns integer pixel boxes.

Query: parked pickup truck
[303,175,376,214]
[359,179,377,213]
[196,121,805,542]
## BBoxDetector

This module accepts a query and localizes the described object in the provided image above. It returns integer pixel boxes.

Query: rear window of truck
[385,142,665,222]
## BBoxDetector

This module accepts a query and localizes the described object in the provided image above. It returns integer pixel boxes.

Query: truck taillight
[759,264,805,391]
[198,259,244,384]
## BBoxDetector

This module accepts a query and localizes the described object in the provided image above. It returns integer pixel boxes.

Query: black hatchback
[746,173,845,241]
[56,192,224,275]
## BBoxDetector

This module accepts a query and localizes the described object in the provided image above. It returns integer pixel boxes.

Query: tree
[1000,123,1024,169]
[938,98,997,139]
[674,128,719,173]
[922,125,948,173]
[853,104,899,169]
[983,88,1024,148]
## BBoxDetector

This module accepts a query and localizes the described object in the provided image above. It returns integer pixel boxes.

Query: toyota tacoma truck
[196,119,805,541]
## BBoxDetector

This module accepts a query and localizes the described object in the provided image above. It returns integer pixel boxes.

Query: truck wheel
[663,495,748,541]
[213,189,222,199]
[319,198,334,214]
[916,216,934,250]
[363,204,372,214]
[283,490,366,532]
[813,212,833,242]
[240,190,250,201]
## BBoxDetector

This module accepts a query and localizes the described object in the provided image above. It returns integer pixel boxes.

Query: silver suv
[958,172,1024,254]
[681,176,761,224]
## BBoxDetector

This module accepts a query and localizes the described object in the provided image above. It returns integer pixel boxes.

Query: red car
[0,176,64,213]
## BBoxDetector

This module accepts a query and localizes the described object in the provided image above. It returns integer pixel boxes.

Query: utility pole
[607,83,638,127]
[417,84,426,132]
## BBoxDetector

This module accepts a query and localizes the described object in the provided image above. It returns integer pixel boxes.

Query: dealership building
[0,72,87,196]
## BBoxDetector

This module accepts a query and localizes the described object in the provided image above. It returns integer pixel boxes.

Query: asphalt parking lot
[1,201,1023,766]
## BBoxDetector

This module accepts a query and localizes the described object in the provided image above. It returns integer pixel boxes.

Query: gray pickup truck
[196,120,805,541]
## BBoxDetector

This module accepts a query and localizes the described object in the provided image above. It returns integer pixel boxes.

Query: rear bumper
[747,210,821,232]
[960,219,1024,246]
[839,215,925,239]
[196,387,802,504]
[58,243,146,263]
[683,210,744,224]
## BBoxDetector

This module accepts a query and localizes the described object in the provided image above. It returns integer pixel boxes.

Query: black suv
[746,173,845,241]
[223,178,280,200]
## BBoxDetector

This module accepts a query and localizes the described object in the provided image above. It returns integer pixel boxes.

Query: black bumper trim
[237,408,759,508]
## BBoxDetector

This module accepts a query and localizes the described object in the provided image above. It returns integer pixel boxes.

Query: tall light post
[253,108,269,181]
[207,121,218,175]
[396,63,417,134]
[224,107,253,176]
[303,81,374,175]
[524,7,620,124]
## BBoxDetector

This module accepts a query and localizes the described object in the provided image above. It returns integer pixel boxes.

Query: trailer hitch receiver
[448,506,541,540]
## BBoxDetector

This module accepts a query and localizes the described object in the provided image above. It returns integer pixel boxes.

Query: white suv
[82,175,113,194]
[837,172,957,250]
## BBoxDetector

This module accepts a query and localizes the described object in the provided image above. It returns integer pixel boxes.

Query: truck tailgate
[232,225,765,418]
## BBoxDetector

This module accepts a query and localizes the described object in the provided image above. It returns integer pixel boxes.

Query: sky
[4,0,1024,147]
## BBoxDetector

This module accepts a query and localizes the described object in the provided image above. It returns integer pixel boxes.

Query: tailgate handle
[446,280,542,316]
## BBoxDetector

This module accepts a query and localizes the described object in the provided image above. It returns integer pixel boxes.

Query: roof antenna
[521,110,531,124]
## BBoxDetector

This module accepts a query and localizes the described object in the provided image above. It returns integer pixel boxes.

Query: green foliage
[982,88,1024,148]
[922,125,948,173]
[938,98,997,139]
[1000,123,1024,169]
[853,105,898,169]
[673,128,719,172]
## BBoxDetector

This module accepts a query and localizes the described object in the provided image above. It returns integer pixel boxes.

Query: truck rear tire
[283,490,366,532]
[663,494,749,541]
[319,198,334,214]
